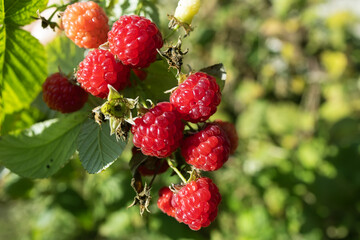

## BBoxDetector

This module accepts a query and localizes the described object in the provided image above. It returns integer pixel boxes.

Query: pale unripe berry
[174,0,201,24]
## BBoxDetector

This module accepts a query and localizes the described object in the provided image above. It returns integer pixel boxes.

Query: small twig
[167,158,187,184]
[185,122,196,131]
[164,29,177,41]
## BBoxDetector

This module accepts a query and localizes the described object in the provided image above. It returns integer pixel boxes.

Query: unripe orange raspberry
[62,1,109,48]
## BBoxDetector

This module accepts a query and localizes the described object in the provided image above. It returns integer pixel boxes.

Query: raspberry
[181,124,230,171]
[213,120,239,154]
[77,49,130,98]
[132,147,169,176]
[170,72,221,123]
[171,177,221,230]
[131,102,184,158]
[157,187,176,217]
[42,73,88,113]
[108,15,163,68]
[62,1,109,48]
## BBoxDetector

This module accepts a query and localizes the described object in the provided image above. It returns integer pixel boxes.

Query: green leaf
[1,28,47,114]
[4,0,48,26]
[200,63,227,92]
[77,119,127,174]
[5,177,34,199]
[108,0,160,27]
[140,1,160,27]
[0,107,43,135]
[0,112,87,178]
[0,26,5,126]
[126,60,177,102]
[109,0,138,23]
[46,36,85,75]
[1,0,48,128]
[0,0,4,23]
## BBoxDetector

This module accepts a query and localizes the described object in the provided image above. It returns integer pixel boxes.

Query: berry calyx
[108,15,163,68]
[170,72,221,123]
[213,120,239,154]
[171,177,221,230]
[42,73,88,113]
[181,123,230,171]
[62,1,109,49]
[77,49,130,99]
[157,187,176,217]
[131,102,184,158]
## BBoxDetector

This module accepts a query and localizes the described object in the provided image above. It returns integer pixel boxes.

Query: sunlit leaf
[0,112,87,178]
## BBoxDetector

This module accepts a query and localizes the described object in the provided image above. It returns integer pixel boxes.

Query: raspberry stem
[164,29,177,41]
[184,121,196,131]
[135,1,144,15]
[167,158,187,184]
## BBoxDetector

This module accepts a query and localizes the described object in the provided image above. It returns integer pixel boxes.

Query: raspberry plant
[0,0,237,232]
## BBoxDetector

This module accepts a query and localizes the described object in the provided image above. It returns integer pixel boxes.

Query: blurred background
[1,0,360,239]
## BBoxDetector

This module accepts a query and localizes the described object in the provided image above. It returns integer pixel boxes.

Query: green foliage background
[1,0,360,239]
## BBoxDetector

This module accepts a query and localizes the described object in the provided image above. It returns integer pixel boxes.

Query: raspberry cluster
[61,3,163,100]
[53,2,238,231]
[130,71,238,230]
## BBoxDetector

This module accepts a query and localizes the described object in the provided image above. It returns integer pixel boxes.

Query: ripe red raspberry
[77,49,130,98]
[42,73,88,113]
[213,120,239,154]
[131,102,184,158]
[108,15,163,68]
[62,1,109,48]
[132,147,169,176]
[181,124,230,171]
[170,72,221,123]
[157,187,175,217]
[171,177,221,230]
